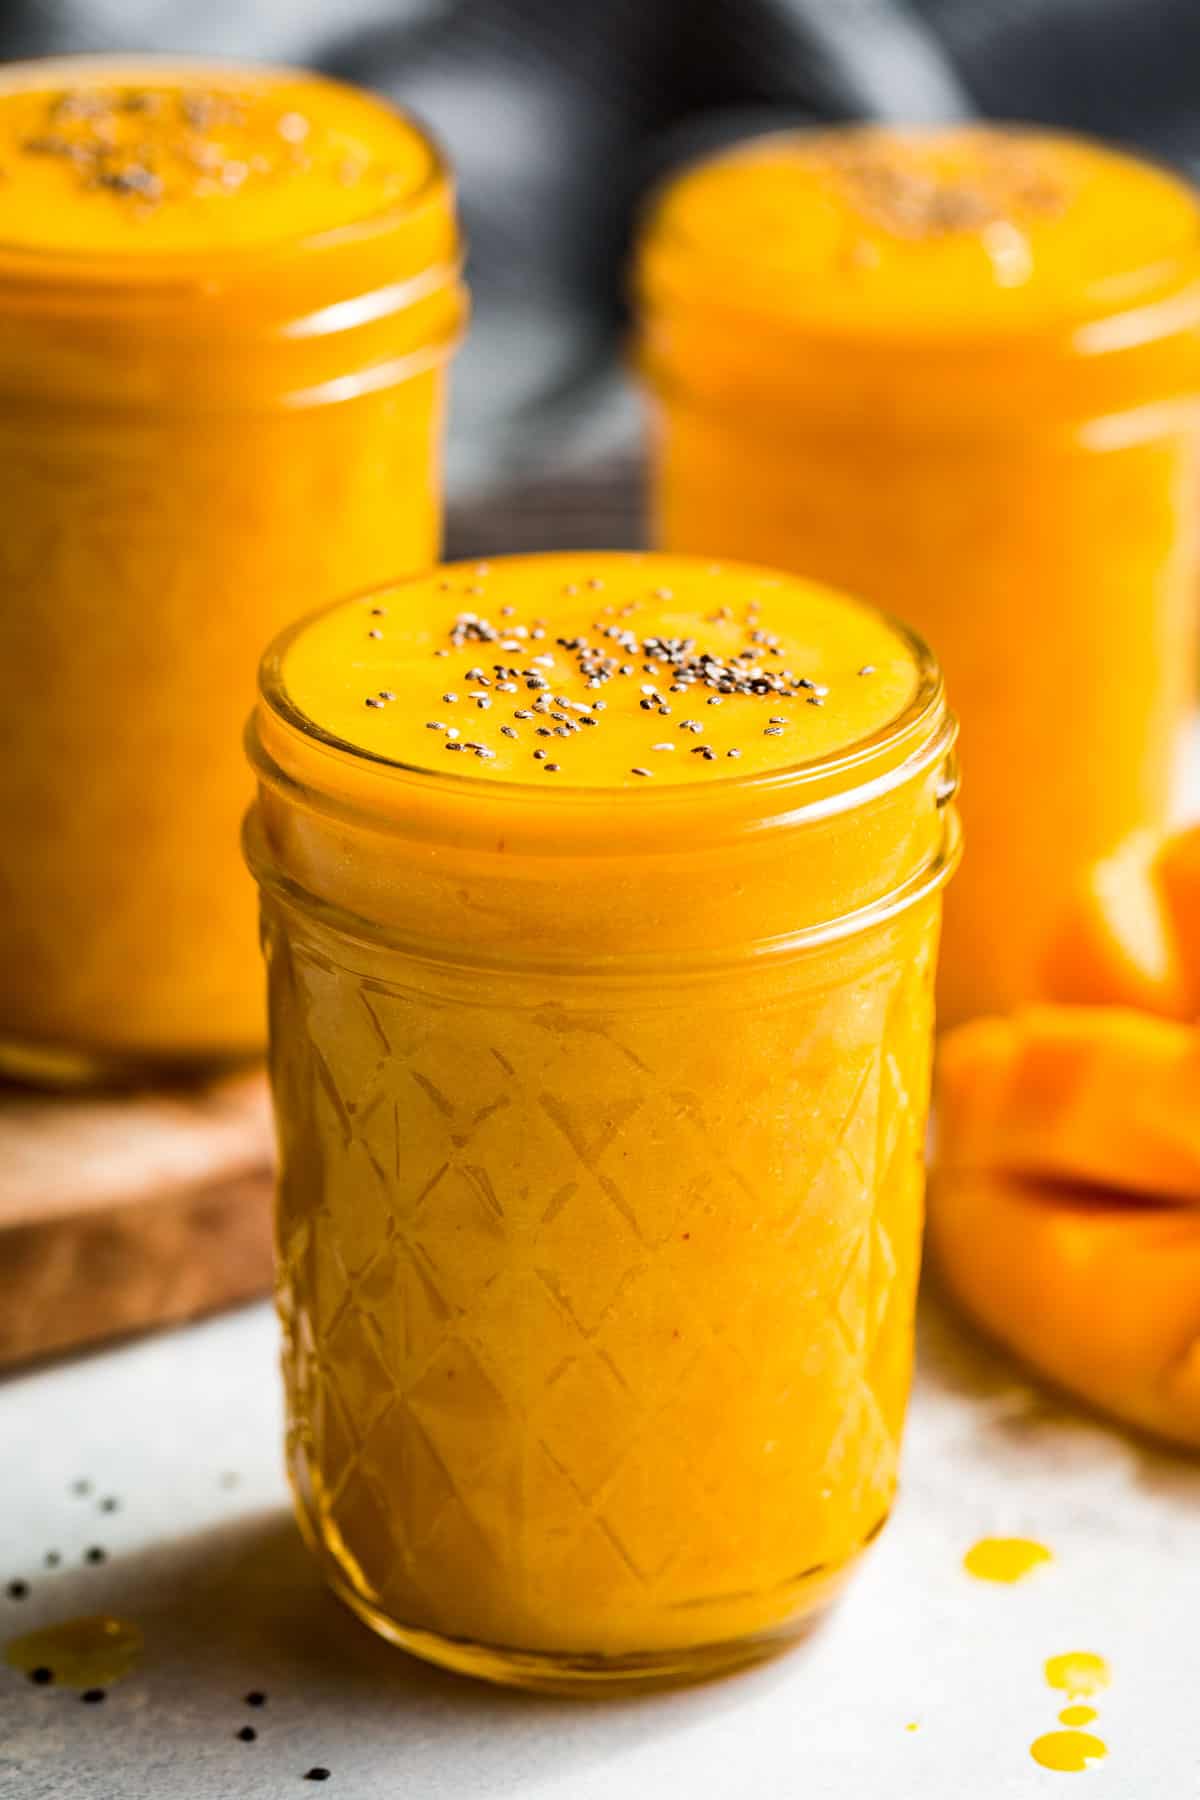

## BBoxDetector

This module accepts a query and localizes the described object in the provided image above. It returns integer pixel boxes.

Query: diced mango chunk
[928,1169,1200,1449]
[936,1014,1016,1167]
[1041,829,1192,1019]
[938,1005,1200,1203]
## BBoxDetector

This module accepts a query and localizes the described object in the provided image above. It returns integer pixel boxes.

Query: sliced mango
[1157,823,1200,989]
[1040,828,1192,1019]
[938,1005,1200,1204]
[928,1169,1200,1449]
[939,821,1200,1447]
[936,1014,1015,1169]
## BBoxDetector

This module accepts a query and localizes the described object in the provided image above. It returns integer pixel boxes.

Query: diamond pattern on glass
[268,904,937,1654]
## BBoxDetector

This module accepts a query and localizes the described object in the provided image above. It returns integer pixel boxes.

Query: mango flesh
[928,1168,1200,1450]
[1041,829,1193,1018]
[933,820,1200,1447]
[1158,825,1200,991]
[1042,823,1200,1018]
[938,1005,1200,1204]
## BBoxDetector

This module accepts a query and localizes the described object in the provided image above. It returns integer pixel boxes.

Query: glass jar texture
[245,554,959,1691]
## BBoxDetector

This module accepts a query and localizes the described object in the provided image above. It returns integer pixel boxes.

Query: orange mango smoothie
[637,126,1200,1026]
[245,552,959,1690]
[0,57,464,1077]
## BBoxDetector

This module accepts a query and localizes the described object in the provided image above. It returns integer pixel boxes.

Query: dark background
[6,0,1200,542]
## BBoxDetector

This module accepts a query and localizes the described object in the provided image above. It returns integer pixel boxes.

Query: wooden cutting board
[0,1071,276,1369]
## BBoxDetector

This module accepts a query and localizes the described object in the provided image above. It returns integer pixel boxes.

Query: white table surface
[2,1288,1198,1800]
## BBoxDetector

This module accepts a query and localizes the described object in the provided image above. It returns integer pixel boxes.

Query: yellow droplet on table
[1045,1652,1111,1699]
[1030,1729,1108,1772]
[905,1721,920,1733]
[963,1537,1053,1583]
[1059,1705,1098,1727]
[5,1616,143,1688]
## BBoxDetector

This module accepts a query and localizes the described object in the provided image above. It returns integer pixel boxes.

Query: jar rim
[0,54,457,291]
[251,554,955,848]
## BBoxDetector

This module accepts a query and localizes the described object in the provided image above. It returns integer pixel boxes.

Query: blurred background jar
[636,126,1200,1025]
[0,56,464,1082]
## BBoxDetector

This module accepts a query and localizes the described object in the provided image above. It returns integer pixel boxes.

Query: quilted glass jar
[0,57,464,1080]
[245,552,960,1691]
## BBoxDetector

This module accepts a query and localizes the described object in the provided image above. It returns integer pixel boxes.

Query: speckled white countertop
[2,1289,1198,1800]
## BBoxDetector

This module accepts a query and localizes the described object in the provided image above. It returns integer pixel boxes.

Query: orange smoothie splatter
[963,1537,1053,1583]
[6,1616,143,1689]
[1059,1705,1098,1728]
[1030,1730,1108,1773]
[1045,1652,1111,1699]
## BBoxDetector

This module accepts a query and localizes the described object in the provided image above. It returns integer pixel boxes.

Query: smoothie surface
[277,553,922,790]
[648,126,1200,331]
[0,60,437,254]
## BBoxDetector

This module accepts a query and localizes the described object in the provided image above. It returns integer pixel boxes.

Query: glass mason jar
[245,551,960,1692]
[0,57,464,1081]
[636,126,1200,1028]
